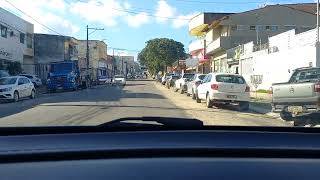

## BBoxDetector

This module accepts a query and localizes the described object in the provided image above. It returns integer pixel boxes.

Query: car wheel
[206,93,213,108]
[239,102,249,111]
[196,92,201,103]
[280,110,293,121]
[174,86,178,92]
[30,89,36,99]
[13,91,19,102]
[192,89,196,100]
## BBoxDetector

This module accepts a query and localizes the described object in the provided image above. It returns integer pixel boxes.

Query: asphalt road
[0,79,188,126]
[0,79,289,127]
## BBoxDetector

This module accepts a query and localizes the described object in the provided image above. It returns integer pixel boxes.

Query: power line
[3,0,63,35]
[171,0,267,4]
[72,0,191,20]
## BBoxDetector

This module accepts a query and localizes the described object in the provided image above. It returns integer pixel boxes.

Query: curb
[249,101,280,118]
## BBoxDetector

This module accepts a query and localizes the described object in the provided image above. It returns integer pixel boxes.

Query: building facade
[0,7,34,74]
[114,55,134,75]
[34,34,78,80]
[77,40,108,69]
[229,28,316,90]
[188,3,317,74]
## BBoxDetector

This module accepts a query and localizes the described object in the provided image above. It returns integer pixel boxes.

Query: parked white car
[186,73,206,99]
[0,76,36,102]
[196,73,250,111]
[174,73,195,94]
[19,74,42,87]
[112,75,126,86]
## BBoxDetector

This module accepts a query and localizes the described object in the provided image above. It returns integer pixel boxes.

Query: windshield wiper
[98,116,204,128]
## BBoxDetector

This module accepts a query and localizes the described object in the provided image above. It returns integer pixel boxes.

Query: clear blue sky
[0,0,315,57]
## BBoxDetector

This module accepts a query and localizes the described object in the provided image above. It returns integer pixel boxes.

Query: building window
[26,33,33,49]
[271,25,278,31]
[1,25,7,38]
[249,26,256,31]
[231,25,237,31]
[265,25,271,31]
[20,33,25,44]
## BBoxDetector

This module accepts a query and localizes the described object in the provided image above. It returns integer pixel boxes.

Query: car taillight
[315,83,320,92]
[211,84,218,90]
[245,86,250,92]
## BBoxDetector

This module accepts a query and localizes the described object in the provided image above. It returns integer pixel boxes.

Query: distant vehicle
[0,70,9,78]
[196,73,250,111]
[113,75,126,86]
[186,74,206,99]
[0,76,35,102]
[47,60,93,92]
[174,73,195,94]
[166,75,180,89]
[19,74,42,87]
[271,67,320,122]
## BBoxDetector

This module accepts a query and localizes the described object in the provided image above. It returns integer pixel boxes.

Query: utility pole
[86,25,104,69]
[316,1,320,67]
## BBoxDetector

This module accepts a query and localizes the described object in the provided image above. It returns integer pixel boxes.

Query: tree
[138,38,187,75]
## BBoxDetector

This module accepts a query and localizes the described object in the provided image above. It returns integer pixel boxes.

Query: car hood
[0,84,15,89]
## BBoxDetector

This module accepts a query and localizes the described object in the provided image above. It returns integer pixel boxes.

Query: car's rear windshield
[172,75,180,79]
[198,75,206,80]
[183,74,195,79]
[20,75,33,79]
[289,68,320,83]
[216,75,246,84]
[0,77,17,85]
[115,75,124,78]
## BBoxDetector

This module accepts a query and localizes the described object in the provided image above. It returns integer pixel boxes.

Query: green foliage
[6,61,22,75]
[256,89,270,94]
[138,38,187,75]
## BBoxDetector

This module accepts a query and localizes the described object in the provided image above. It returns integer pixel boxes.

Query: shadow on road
[291,113,320,126]
[123,83,146,87]
[0,84,166,119]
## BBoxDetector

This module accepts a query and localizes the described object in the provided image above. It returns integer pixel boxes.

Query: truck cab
[47,61,79,92]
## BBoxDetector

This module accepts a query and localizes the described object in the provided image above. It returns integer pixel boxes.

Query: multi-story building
[77,40,108,69]
[189,3,317,73]
[34,34,78,80]
[188,13,232,73]
[0,7,34,74]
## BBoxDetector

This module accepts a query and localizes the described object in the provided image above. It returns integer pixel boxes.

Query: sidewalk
[249,92,281,118]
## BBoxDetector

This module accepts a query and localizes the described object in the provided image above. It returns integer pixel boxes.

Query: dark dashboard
[1,127,320,179]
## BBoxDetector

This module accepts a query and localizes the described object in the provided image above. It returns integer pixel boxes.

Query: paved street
[0,79,290,127]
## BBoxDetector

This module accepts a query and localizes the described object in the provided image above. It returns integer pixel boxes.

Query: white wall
[0,8,34,73]
[240,28,316,90]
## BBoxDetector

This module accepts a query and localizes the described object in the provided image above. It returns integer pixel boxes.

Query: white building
[229,28,316,90]
[0,7,34,74]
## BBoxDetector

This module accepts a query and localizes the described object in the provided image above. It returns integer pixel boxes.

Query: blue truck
[47,60,93,92]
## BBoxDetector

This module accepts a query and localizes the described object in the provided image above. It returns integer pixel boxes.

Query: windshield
[0,1,318,129]
[183,74,195,79]
[50,63,73,73]
[216,75,246,84]
[0,77,17,85]
[115,75,124,78]
[198,75,206,80]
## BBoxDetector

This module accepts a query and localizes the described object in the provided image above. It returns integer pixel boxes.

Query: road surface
[0,79,289,127]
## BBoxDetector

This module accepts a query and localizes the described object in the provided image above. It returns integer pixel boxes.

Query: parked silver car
[186,74,206,99]
[272,67,320,121]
